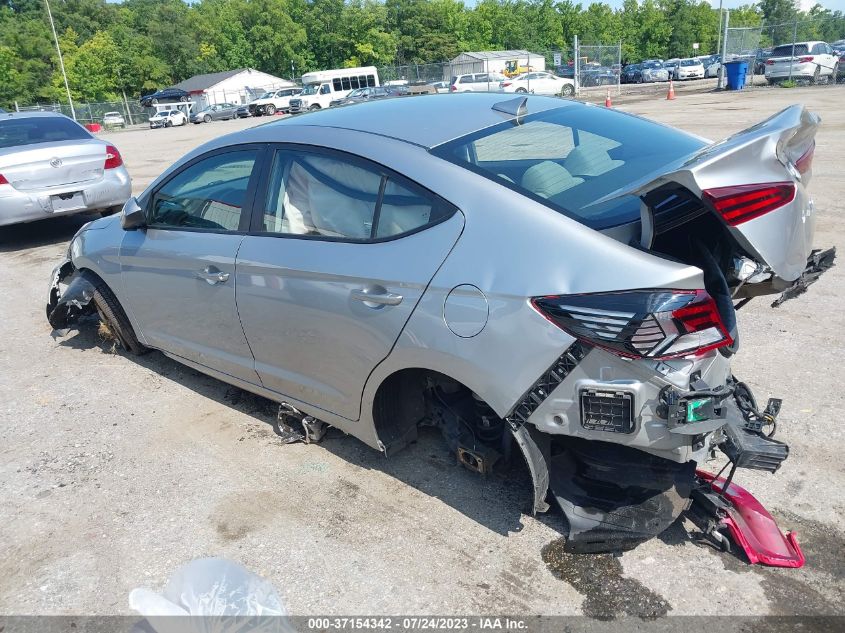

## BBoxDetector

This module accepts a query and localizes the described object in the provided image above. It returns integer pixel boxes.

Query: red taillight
[104,145,123,170]
[531,289,732,360]
[798,56,814,63]
[450,85,457,92]
[794,141,814,175]
[0,174,8,185]
[766,59,775,65]
[702,182,795,226]
[502,82,512,87]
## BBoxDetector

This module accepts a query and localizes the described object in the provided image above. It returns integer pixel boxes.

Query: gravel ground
[0,87,843,618]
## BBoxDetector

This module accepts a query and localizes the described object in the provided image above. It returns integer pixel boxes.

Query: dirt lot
[1,87,843,618]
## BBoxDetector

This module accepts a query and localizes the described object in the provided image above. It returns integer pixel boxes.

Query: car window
[0,116,90,149]
[375,179,443,238]
[320,84,331,95]
[263,151,381,238]
[772,44,808,56]
[459,76,472,83]
[261,149,452,240]
[150,150,258,232]
[433,106,705,230]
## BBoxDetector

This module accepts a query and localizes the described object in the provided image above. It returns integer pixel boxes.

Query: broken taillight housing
[702,182,795,226]
[532,289,732,360]
[0,174,8,185]
[104,145,123,170]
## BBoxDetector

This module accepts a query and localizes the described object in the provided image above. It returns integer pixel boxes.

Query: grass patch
[778,80,797,88]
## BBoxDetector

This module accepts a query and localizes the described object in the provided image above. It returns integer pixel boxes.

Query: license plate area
[580,389,634,434]
[50,191,85,212]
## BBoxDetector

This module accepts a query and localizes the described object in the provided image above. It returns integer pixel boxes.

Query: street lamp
[44,0,76,120]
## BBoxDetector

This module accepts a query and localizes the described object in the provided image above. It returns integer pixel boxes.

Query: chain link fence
[15,100,152,127]
[574,42,622,95]
[722,14,845,89]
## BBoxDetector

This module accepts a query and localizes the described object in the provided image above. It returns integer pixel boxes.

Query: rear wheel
[516,87,528,93]
[265,104,276,115]
[811,66,821,84]
[204,114,211,123]
[831,63,839,83]
[165,120,172,128]
[88,275,148,355]
[561,84,574,96]
[308,104,320,111]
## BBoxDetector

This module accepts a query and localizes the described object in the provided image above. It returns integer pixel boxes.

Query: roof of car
[254,93,579,149]
[1,111,73,120]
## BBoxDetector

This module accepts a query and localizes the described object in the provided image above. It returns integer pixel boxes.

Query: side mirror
[121,197,147,230]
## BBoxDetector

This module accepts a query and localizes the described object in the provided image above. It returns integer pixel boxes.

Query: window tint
[367,74,376,87]
[772,44,808,56]
[332,78,342,91]
[151,150,257,231]
[350,76,360,89]
[433,106,705,230]
[0,116,89,149]
[262,150,452,240]
[320,84,331,95]
[459,76,472,83]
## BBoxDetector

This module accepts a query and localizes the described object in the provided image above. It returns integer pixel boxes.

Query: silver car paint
[236,214,465,421]
[62,95,814,463]
[0,113,131,226]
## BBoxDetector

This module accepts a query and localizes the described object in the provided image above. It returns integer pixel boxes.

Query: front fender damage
[46,261,97,330]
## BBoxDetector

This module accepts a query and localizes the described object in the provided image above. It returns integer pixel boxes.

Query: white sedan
[149,109,188,129]
[500,72,575,96]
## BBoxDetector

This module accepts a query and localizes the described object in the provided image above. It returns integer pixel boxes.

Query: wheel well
[372,368,471,455]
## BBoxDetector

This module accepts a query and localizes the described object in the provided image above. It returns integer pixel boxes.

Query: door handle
[351,289,403,306]
[197,267,230,285]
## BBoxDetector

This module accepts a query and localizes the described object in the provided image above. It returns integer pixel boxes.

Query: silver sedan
[0,112,131,226]
[45,94,826,558]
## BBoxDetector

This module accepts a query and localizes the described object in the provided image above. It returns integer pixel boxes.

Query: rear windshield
[0,116,89,149]
[772,44,809,57]
[431,106,705,229]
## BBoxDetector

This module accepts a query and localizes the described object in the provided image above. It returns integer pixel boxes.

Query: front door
[236,146,464,420]
[120,146,264,383]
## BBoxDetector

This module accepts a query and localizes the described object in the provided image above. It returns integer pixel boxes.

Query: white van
[288,66,380,113]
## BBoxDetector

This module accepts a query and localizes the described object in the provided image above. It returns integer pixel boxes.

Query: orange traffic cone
[667,79,676,100]
[605,89,612,107]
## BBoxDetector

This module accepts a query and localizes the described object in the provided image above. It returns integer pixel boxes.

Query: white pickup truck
[248,87,301,116]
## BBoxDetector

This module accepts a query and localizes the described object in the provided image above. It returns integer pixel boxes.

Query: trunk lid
[0,140,107,191]
[632,105,819,284]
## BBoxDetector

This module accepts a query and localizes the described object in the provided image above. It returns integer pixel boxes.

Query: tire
[165,120,172,128]
[811,66,821,84]
[308,104,320,111]
[204,114,211,123]
[265,104,276,115]
[179,96,187,102]
[831,63,839,84]
[561,84,574,96]
[87,274,148,355]
[515,87,528,93]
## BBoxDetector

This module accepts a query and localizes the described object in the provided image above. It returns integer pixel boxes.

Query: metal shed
[448,50,547,77]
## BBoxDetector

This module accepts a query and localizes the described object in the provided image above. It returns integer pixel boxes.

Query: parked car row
[765,41,839,85]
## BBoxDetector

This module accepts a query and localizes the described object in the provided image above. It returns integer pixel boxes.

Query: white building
[170,68,296,110]
[448,50,547,77]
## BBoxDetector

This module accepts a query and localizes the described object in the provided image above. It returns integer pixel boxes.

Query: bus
[289,66,380,113]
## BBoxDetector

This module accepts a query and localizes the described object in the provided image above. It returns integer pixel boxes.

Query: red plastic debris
[696,469,805,568]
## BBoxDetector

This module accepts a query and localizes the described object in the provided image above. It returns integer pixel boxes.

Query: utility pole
[44,0,76,120]
[716,0,724,60]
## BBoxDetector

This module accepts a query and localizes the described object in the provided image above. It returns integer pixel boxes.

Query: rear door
[235,145,464,420]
